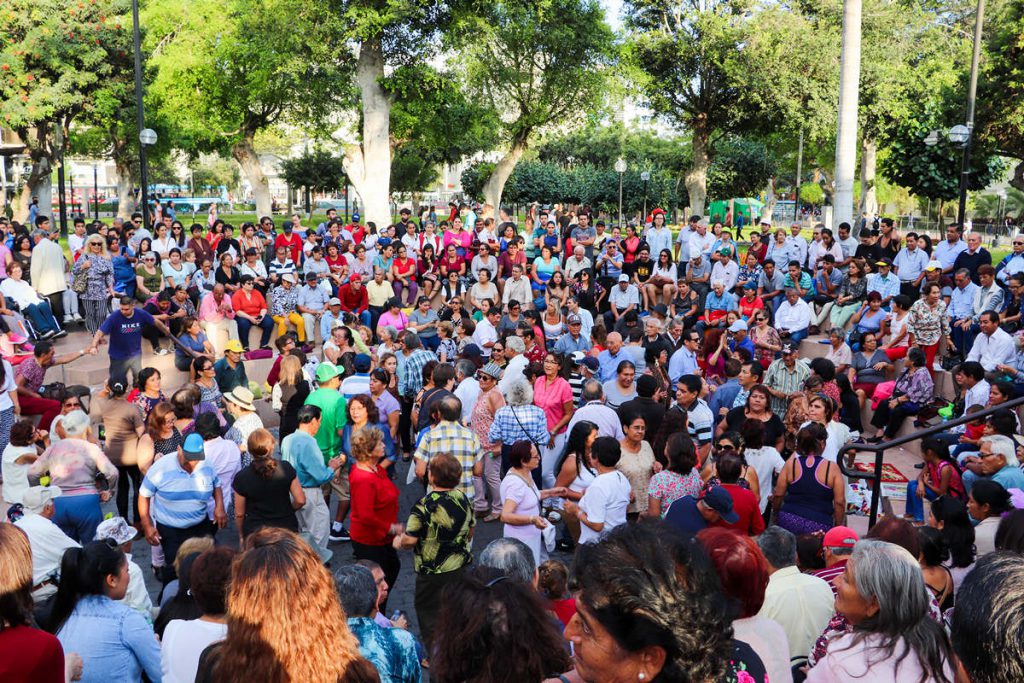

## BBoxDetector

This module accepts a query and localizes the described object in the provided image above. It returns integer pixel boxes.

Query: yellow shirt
[367,280,395,307]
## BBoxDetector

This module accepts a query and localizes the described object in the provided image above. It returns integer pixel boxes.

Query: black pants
[899,281,920,303]
[870,400,918,439]
[115,464,142,524]
[142,324,165,352]
[45,291,64,323]
[351,540,401,614]
[399,396,415,454]
[157,519,217,583]
[415,567,465,651]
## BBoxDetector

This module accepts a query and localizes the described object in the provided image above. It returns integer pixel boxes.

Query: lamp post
[93,163,99,220]
[615,157,627,228]
[640,170,650,220]
[131,0,154,230]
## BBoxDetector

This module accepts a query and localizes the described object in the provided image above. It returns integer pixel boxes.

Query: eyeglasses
[63,401,80,408]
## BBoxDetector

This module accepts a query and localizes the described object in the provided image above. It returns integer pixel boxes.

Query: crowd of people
[1,202,1024,682]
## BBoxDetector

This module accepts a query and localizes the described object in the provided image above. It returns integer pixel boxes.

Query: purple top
[895,366,934,405]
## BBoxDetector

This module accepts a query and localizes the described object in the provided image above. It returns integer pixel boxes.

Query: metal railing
[839,395,1024,527]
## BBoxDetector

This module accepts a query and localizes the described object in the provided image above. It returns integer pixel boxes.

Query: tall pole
[69,168,75,219]
[55,125,68,237]
[832,0,862,232]
[794,128,804,223]
[131,0,151,231]
[956,0,986,230]
[617,173,623,228]
[93,163,99,220]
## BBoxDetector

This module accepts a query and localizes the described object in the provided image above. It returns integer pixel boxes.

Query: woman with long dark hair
[554,420,599,542]
[927,496,975,594]
[48,541,161,681]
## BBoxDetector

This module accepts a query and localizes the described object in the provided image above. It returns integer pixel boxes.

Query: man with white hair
[13,485,80,600]
[961,434,1024,493]
[775,288,812,345]
[695,278,735,335]
[567,379,624,440]
[564,244,592,281]
[786,222,809,271]
[499,335,529,392]
[604,274,640,331]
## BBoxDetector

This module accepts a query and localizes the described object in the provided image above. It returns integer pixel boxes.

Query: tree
[280,149,345,216]
[976,0,1024,191]
[706,138,777,202]
[623,0,837,217]
[145,0,343,218]
[455,0,616,213]
[190,156,242,194]
[0,0,132,220]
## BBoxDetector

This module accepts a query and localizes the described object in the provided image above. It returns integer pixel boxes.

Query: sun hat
[224,386,256,412]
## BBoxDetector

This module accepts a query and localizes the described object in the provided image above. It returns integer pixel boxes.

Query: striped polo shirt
[140,455,219,529]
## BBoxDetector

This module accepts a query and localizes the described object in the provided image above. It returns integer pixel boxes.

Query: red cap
[823,526,859,549]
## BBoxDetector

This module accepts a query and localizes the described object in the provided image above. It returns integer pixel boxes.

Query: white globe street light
[948,124,971,145]
[139,128,158,146]
[615,157,627,228]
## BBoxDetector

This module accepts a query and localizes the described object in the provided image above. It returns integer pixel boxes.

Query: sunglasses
[64,401,80,408]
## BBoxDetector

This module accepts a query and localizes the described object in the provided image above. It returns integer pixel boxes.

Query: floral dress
[907,298,951,346]
[647,468,703,517]
[269,285,298,317]
[750,324,782,369]
[72,254,114,300]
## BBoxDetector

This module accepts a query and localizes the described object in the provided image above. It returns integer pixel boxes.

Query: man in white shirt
[710,248,739,291]
[967,312,1016,372]
[472,307,500,358]
[501,264,532,312]
[836,222,858,272]
[688,222,715,260]
[673,215,699,261]
[786,223,809,271]
[454,360,481,424]
[568,436,631,544]
[566,296,594,342]
[774,288,813,344]
[757,526,834,661]
[564,245,592,281]
[498,336,529,392]
[604,274,641,331]
[14,486,80,600]
[68,219,87,257]
[996,235,1024,285]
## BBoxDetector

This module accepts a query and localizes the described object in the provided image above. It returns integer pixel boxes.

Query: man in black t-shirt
[141,289,186,354]
[854,229,882,266]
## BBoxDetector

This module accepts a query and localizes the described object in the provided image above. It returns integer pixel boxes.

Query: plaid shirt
[488,405,550,447]
[399,348,437,398]
[763,358,811,418]
[414,420,485,499]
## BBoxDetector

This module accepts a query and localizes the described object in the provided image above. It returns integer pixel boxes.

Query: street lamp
[132,0,154,230]
[640,171,651,220]
[92,162,99,220]
[614,157,627,229]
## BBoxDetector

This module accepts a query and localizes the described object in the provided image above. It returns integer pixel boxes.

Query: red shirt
[393,257,417,279]
[0,625,64,683]
[231,288,268,318]
[738,295,765,320]
[548,597,577,627]
[349,464,400,546]
[716,483,765,536]
[275,232,303,264]
[812,559,848,595]
[339,282,369,314]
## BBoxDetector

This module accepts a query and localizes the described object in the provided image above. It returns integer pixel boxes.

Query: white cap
[925,260,942,271]
[618,274,630,283]
[728,320,748,332]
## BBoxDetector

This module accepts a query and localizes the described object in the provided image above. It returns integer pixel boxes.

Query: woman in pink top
[533,352,575,490]
[443,218,473,264]
[376,298,409,336]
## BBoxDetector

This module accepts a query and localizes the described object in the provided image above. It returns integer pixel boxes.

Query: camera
[542,506,562,524]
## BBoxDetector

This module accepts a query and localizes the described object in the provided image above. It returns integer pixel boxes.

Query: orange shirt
[231,288,268,317]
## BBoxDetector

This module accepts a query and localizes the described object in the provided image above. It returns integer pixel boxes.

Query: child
[907,437,965,522]
[538,560,576,627]
[436,321,457,363]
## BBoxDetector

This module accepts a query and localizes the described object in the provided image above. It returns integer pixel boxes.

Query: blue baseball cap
[182,433,206,461]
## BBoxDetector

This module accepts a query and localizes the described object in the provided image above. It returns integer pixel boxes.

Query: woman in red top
[737,284,765,322]
[439,243,466,280]
[348,426,401,608]
[621,224,641,265]
[390,244,419,307]
[325,243,347,278]
[0,524,70,683]
[231,275,274,350]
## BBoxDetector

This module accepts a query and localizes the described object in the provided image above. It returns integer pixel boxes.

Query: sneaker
[39,330,56,340]
[73,314,84,322]
[329,523,350,542]
[52,330,68,339]
[482,512,500,523]
[555,539,575,552]
[63,316,72,324]
[153,347,170,356]
[933,361,944,372]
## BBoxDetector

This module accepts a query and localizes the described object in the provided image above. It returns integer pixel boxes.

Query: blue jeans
[53,493,103,544]
[950,319,978,356]
[23,301,59,334]
[420,334,440,352]
[905,480,939,521]
[350,310,372,329]
[237,314,275,349]
[787,328,809,345]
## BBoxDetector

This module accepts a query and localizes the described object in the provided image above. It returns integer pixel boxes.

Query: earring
[638,674,646,681]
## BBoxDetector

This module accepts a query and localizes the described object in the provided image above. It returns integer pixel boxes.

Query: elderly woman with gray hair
[375,324,400,360]
[695,278,736,335]
[488,377,551,486]
[805,539,955,683]
[27,410,118,543]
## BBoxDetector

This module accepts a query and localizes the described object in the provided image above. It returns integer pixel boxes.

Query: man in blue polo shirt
[138,433,226,582]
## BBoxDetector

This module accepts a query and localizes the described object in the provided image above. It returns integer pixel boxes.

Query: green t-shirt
[405,489,475,574]
[304,388,346,461]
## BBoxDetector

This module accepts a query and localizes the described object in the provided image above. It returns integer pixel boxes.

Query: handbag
[71,266,88,294]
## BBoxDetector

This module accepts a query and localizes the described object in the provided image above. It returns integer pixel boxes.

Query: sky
[601,0,625,30]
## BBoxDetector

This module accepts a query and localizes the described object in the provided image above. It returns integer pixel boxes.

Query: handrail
[837,394,1024,528]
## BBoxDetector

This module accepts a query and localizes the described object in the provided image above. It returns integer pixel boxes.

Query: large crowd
[1,200,1024,682]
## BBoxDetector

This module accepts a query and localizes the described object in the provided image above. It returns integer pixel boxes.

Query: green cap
[315,362,341,383]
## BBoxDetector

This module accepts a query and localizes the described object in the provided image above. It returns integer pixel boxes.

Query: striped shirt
[139,455,219,529]
[488,405,550,449]
[415,421,485,499]
[684,398,714,446]
[764,358,811,418]
[399,348,437,398]
[866,272,900,302]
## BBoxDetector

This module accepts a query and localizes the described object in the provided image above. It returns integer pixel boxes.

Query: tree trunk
[1009,160,1024,193]
[483,138,528,213]
[231,131,272,217]
[858,137,877,220]
[763,176,777,223]
[18,150,53,225]
[832,0,862,231]
[110,133,136,219]
[343,36,392,229]
[685,126,711,218]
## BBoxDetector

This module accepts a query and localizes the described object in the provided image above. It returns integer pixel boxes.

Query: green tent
[707,198,765,224]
